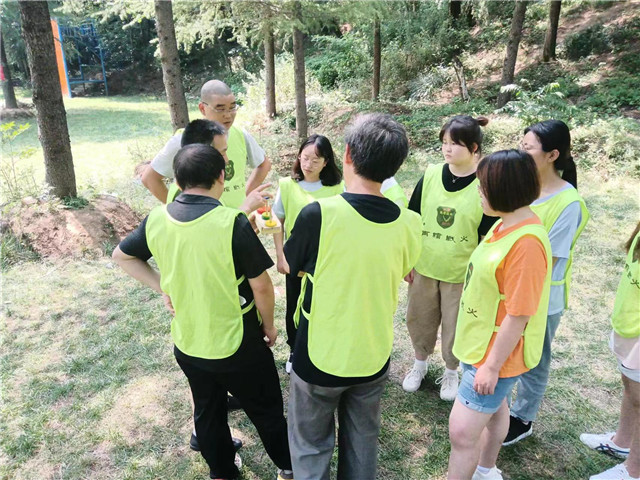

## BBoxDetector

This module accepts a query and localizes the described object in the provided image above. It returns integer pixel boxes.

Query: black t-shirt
[119,193,274,371]
[407,163,498,241]
[284,193,399,387]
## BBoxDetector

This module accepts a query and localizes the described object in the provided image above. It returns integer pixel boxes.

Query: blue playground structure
[52,19,108,98]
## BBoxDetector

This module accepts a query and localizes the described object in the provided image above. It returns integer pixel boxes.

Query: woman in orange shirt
[447,150,552,480]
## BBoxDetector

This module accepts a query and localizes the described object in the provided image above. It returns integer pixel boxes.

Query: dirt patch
[0,104,35,120]
[7,195,141,259]
[99,375,172,445]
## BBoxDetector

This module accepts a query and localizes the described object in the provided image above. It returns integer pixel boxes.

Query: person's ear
[548,149,560,163]
[198,102,206,116]
[217,169,225,184]
[343,144,353,165]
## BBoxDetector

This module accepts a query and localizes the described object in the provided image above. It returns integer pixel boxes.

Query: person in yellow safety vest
[581,223,640,480]
[283,113,422,480]
[142,79,271,208]
[402,115,497,402]
[167,119,271,214]
[165,118,271,454]
[113,144,293,480]
[271,134,344,374]
[448,150,552,480]
[504,120,590,446]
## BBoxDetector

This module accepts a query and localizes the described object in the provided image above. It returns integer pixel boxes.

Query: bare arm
[141,165,169,203]
[245,157,272,194]
[112,246,162,293]
[248,270,277,347]
[273,221,290,275]
[473,314,530,395]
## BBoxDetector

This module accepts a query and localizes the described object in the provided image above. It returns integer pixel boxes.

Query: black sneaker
[227,395,242,411]
[502,415,533,446]
[190,433,243,452]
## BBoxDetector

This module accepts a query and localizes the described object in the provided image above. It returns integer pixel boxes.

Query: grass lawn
[1,95,639,480]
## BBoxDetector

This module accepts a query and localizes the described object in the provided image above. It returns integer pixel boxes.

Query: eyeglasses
[201,102,240,114]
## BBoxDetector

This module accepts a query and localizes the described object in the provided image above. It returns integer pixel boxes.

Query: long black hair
[524,120,578,189]
[292,134,342,186]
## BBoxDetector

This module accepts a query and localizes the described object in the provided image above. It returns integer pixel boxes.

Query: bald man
[142,80,272,208]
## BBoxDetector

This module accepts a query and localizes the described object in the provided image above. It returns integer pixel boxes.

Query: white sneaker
[402,365,427,392]
[235,453,242,469]
[285,353,293,375]
[580,432,630,459]
[471,466,503,480]
[590,462,639,480]
[436,369,459,401]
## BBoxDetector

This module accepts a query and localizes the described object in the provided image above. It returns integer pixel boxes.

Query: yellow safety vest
[611,232,640,338]
[297,195,422,377]
[531,186,589,308]
[382,183,408,208]
[279,177,344,238]
[146,204,256,359]
[453,223,552,369]
[414,163,485,283]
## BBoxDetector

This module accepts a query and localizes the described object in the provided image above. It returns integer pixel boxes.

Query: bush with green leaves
[497,82,578,128]
[582,73,640,113]
[563,24,611,60]
[307,33,371,91]
[0,122,40,205]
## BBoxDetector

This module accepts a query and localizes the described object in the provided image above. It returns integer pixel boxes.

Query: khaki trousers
[406,272,463,370]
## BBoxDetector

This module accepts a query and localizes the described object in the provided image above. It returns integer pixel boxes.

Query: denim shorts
[457,363,520,414]
[618,360,640,383]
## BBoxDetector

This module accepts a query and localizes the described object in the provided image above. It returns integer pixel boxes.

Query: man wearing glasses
[142,80,271,208]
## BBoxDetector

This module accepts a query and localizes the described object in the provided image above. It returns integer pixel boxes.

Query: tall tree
[450,0,462,20]
[372,17,381,101]
[264,20,276,117]
[292,0,307,140]
[18,0,76,198]
[1,31,18,109]
[496,0,528,108]
[154,0,189,131]
[542,0,562,62]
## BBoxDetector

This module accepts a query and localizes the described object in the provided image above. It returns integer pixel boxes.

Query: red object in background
[0,63,5,81]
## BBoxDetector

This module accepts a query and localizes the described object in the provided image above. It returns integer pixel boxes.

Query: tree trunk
[1,32,18,109]
[372,18,381,101]
[292,1,307,140]
[452,56,469,102]
[18,0,76,198]
[542,0,562,62]
[496,0,528,108]
[264,22,276,118]
[154,0,189,131]
[450,0,462,20]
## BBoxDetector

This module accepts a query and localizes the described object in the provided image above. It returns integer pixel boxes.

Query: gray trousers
[288,370,388,480]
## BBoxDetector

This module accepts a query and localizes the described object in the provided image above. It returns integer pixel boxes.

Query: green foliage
[0,230,39,270]
[61,196,90,209]
[581,74,640,113]
[0,123,40,204]
[497,82,578,127]
[307,33,370,90]
[563,24,612,60]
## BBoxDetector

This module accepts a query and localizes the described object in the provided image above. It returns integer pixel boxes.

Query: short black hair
[292,134,342,186]
[173,144,225,191]
[181,119,226,147]
[344,113,409,183]
[439,115,489,155]
[476,149,540,213]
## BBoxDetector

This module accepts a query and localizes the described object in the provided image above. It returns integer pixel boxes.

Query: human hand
[473,364,499,395]
[162,292,175,316]
[262,324,278,347]
[404,268,415,284]
[277,256,290,275]
[248,212,259,233]
[241,183,273,214]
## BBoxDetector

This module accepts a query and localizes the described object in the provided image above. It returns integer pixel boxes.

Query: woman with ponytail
[504,119,590,445]
[402,115,498,401]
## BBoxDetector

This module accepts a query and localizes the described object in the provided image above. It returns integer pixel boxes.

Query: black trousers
[176,352,292,479]
[285,273,302,351]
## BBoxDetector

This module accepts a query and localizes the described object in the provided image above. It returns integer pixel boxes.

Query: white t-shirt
[150,128,266,179]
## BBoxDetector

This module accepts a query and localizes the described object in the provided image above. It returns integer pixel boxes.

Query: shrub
[563,24,611,60]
